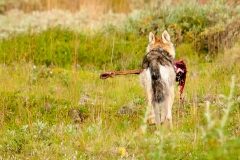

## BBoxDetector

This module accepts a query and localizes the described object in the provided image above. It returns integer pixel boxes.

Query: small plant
[200,76,238,159]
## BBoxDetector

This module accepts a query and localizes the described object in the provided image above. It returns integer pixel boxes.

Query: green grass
[0,27,146,71]
[0,26,240,159]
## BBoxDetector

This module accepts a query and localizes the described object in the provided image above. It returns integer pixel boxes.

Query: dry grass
[3,0,239,13]
[4,0,132,13]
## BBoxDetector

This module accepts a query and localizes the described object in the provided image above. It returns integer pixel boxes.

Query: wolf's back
[150,60,164,103]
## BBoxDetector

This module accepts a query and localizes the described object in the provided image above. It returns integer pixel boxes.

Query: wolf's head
[146,30,175,58]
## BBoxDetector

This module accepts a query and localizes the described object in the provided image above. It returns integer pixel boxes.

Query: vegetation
[0,1,240,159]
[0,28,145,70]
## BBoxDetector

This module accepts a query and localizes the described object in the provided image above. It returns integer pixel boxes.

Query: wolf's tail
[150,61,164,103]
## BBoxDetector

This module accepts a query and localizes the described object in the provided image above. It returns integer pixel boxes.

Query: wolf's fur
[140,30,176,127]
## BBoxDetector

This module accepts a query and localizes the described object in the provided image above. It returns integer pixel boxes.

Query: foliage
[131,1,240,53]
[0,27,146,70]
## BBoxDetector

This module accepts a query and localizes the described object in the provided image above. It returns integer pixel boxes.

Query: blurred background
[0,0,239,56]
[1,0,240,13]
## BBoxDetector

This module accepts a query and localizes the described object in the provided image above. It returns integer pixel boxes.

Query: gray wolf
[140,30,176,127]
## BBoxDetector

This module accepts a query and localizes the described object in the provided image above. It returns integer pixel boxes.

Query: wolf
[140,30,176,127]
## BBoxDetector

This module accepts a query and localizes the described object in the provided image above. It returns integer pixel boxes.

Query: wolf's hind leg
[152,102,160,124]
[160,100,168,124]
[166,86,174,129]
[160,96,173,129]
[148,109,156,125]
[145,84,156,125]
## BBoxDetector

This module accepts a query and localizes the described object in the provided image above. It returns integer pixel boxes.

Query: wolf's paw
[148,118,156,125]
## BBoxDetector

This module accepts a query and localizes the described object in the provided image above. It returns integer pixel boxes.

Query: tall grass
[0,27,146,70]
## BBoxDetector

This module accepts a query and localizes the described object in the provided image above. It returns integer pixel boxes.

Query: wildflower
[118,147,126,157]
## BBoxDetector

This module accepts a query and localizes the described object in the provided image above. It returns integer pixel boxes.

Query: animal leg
[166,86,174,129]
[146,84,155,125]
[153,102,161,124]
[160,99,168,124]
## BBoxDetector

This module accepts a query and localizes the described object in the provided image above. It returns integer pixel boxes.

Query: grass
[0,27,146,70]
[0,27,240,159]
[0,1,240,159]
[0,0,132,13]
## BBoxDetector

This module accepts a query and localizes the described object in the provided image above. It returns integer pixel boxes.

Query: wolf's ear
[149,32,155,44]
[162,30,171,43]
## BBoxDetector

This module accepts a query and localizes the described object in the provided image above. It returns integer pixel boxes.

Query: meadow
[0,1,240,159]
